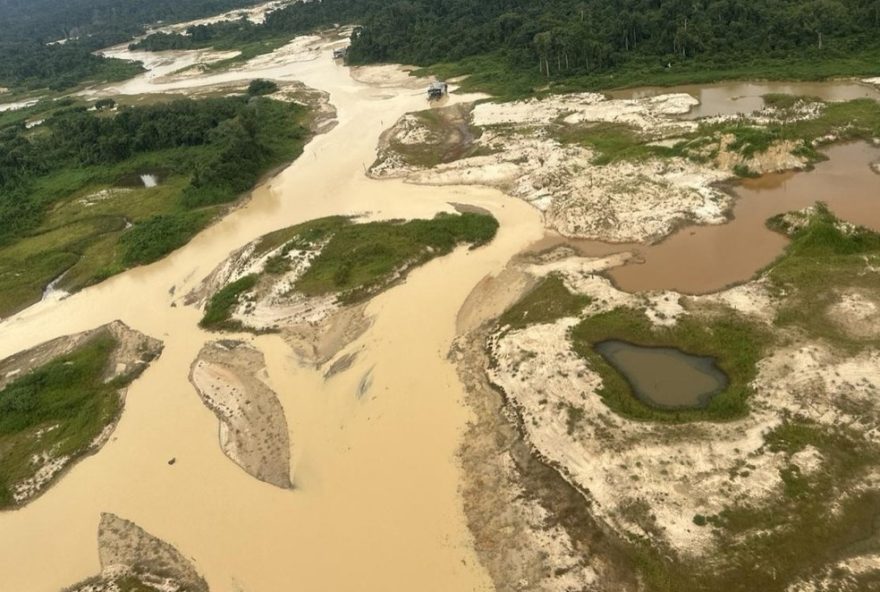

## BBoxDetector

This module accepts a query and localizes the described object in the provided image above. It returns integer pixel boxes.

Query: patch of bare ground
[348,64,430,90]
[369,93,819,243]
[373,103,488,170]
[0,321,162,507]
[453,324,639,592]
[186,231,370,366]
[189,340,292,489]
[63,513,208,592]
[827,289,880,340]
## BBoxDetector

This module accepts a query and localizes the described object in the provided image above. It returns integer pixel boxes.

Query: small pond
[595,340,729,409]
[117,169,166,188]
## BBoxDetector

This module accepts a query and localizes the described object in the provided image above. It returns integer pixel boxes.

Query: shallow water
[608,80,880,118]
[0,38,542,592]
[568,142,880,295]
[595,340,728,409]
[140,174,159,188]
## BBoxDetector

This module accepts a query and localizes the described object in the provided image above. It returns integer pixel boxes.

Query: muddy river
[0,39,542,592]
[609,80,880,118]
[595,340,728,409]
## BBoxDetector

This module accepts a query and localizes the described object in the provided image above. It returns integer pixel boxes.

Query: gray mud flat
[62,513,208,592]
[189,340,292,489]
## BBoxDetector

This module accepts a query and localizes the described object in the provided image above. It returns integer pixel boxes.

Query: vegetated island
[189,212,499,364]
[0,321,162,509]
[0,85,330,319]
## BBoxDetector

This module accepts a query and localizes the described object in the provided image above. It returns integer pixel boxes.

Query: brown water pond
[541,142,880,295]
[595,340,728,409]
[608,80,880,119]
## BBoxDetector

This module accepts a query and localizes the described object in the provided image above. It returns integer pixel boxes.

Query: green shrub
[247,79,279,96]
[200,274,259,330]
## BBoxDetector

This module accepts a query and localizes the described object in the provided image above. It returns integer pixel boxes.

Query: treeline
[134,0,880,89]
[129,19,264,51]
[0,0,261,42]
[128,0,365,53]
[0,40,142,91]
[346,0,880,77]
[0,0,261,90]
[0,96,306,259]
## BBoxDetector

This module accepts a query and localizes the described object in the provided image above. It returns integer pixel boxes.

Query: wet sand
[0,41,544,592]
[608,80,880,118]
[532,142,880,295]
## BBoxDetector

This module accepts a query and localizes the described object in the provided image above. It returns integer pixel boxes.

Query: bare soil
[189,340,292,489]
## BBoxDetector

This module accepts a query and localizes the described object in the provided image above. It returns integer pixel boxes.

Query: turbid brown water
[595,340,728,409]
[608,80,880,118]
[575,142,880,295]
[0,37,543,592]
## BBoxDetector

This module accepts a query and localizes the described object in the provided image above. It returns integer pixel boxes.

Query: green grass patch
[767,203,880,350]
[296,212,498,304]
[570,308,772,422]
[199,274,259,331]
[685,97,880,165]
[0,334,123,508]
[499,274,590,329]
[119,211,212,266]
[553,122,679,165]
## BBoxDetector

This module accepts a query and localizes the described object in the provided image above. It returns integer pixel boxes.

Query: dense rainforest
[133,0,880,93]
[0,0,260,90]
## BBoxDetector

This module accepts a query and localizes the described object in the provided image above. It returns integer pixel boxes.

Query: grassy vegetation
[570,308,772,422]
[199,274,258,331]
[766,203,880,350]
[296,212,498,303]
[553,122,681,165]
[0,335,122,508]
[499,274,590,330]
[0,96,313,318]
[686,97,880,165]
[199,213,499,329]
[656,419,880,592]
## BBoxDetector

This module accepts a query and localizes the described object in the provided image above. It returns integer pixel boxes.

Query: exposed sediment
[453,324,639,592]
[186,228,369,366]
[63,513,208,592]
[189,340,292,489]
[371,92,818,243]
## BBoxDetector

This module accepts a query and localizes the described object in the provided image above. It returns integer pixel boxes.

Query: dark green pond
[595,340,729,409]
